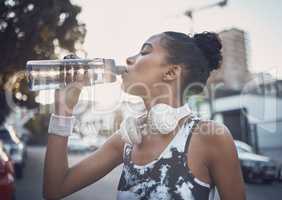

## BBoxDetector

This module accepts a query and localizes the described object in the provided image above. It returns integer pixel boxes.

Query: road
[15,146,282,200]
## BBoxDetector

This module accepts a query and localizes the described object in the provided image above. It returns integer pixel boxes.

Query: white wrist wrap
[48,114,75,137]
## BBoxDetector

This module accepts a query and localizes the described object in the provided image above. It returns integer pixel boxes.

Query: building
[207,28,252,90]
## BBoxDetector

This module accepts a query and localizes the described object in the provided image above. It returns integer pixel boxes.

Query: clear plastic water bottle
[26,58,127,91]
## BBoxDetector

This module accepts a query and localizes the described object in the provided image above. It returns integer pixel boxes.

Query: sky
[72,0,282,77]
[37,0,282,105]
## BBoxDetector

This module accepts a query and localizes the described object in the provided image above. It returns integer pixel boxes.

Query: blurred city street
[15,146,282,200]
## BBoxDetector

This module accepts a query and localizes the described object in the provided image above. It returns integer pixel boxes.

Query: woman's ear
[163,65,182,81]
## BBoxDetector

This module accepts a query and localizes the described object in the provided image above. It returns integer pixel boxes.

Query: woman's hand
[54,54,88,116]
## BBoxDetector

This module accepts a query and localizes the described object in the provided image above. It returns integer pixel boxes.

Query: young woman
[43,31,246,200]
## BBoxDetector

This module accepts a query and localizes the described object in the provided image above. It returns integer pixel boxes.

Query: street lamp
[184,0,228,33]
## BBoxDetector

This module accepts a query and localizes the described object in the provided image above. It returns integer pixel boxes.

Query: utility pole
[184,0,228,119]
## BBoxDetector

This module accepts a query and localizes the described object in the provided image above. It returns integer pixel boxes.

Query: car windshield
[235,141,254,154]
[237,146,253,154]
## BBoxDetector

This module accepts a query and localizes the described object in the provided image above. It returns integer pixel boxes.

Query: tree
[0,0,86,124]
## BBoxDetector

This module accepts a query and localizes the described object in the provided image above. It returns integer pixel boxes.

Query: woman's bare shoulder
[192,120,245,199]
[193,119,236,155]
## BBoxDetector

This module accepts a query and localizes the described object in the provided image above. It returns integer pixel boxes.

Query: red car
[0,140,15,200]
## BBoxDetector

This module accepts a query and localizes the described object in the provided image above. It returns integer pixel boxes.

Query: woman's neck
[142,79,184,110]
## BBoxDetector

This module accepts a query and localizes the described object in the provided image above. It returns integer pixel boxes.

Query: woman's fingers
[54,54,92,114]
[64,54,90,86]
[74,67,89,86]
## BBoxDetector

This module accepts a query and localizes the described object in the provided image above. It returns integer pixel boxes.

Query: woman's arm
[43,132,124,199]
[207,122,246,200]
[43,62,124,199]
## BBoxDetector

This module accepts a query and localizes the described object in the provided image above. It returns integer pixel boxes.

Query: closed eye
[140,43,153,56]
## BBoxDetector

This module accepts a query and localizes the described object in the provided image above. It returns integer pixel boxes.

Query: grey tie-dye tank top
[117,114,219,200]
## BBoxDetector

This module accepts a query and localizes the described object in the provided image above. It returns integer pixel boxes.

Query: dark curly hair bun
[193,32,222,71]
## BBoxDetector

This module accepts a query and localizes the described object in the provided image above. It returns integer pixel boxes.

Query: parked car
[0,125,27,179]
[0,140,15,200]
[68,135,90,153]
[235,140,279,183]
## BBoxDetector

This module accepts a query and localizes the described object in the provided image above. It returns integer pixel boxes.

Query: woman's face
[122,34,172,97]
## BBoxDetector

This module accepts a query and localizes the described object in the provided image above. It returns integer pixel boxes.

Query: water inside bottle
[27,60,65,91]
[26,58,121,91]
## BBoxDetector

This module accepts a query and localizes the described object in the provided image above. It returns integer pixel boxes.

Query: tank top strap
[158,113,201,159]
[184,114,201,154]
[122,143,133,165]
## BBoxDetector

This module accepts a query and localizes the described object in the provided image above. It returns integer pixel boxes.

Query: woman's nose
[126,55,136,66]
